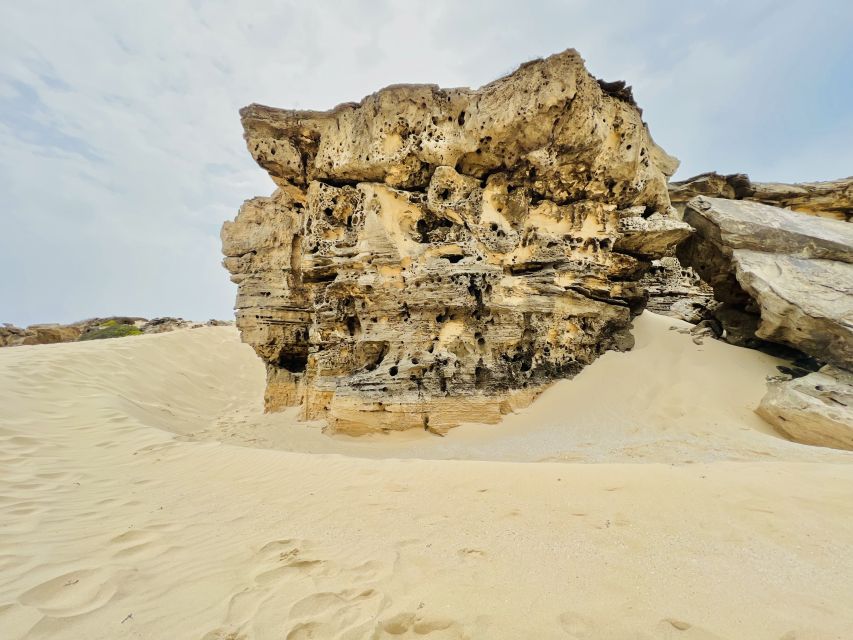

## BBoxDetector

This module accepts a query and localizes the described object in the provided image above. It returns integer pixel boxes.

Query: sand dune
[1,313,852,639]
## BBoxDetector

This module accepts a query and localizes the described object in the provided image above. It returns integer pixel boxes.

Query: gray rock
[677,196,853,365]
[733,251,853,369]
[681,196,852,269]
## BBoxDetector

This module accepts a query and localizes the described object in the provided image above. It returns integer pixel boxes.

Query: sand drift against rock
[222,49,691,434]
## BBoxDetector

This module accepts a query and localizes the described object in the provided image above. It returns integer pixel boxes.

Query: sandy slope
[1,314,852,639]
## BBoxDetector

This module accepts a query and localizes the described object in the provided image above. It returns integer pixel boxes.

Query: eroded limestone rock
[222,49,690,434]
[639,256,713,323]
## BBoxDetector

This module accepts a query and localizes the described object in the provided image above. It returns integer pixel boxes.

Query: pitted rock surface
[222,49,690,434]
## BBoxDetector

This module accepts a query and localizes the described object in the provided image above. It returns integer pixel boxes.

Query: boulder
[733,251,852,369]
[222,48,691,434]
[758,367,853,451]
[677,195,853,366]
[140,317,192,334]
[669,172,752,214]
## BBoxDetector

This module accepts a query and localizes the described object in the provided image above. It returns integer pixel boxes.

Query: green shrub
[78,323,143,341]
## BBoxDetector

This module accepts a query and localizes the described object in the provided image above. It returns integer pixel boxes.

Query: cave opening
[278,347,308,373]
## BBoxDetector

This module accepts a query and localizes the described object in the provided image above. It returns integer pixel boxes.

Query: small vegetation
[78,322,143,341]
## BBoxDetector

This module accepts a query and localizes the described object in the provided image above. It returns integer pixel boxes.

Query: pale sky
[2,0,851,326]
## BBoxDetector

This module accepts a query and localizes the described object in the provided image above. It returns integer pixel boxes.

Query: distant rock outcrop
[0,323,84,347]
[222,49,691,434]
[669,172,852,222]
[0,317,232,348]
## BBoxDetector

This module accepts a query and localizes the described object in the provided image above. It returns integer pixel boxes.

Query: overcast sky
[2,0,851,326]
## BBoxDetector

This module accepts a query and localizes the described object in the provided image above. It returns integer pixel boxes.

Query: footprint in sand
[252,539,327,585]
[109,529,162,559]
[558,610,593,637]
[281,587,387,638]
[373,612,468,639]
[18,568,117,617]
[655,618,725,639]
[200,630,247,640]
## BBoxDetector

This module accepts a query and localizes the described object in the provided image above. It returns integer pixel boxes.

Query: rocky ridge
[644,171,851,322]
[669,172,853,222]
[0,317,232,348]
[222,48,691,434]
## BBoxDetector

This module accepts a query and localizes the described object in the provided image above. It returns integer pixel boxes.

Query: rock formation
[669,172,853,222]
[758,366,853,451]
[677,195,853,450]
[677,195,853,365]
[638,256,714,323]
[649,172,850,322]
[222,49,691,434]
[0,323,84,347]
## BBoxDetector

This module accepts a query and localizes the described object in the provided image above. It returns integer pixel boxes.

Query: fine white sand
[1,312,852,639]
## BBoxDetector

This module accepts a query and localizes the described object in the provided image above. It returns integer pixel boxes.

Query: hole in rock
[346,316,361,337]
[278,348,308,373]
[475,365,488,389]
[363,342,389,372]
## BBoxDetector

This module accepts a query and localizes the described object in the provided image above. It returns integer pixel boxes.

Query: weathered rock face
[669,172,853,222]
[638,256,713,323]
[222,49,690,434]
[677,196,853,367]
[758,367,853,451]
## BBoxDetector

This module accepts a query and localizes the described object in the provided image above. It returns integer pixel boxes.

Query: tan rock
[222,49,690,434]
[758,367,853,451]
[669,172,852,222]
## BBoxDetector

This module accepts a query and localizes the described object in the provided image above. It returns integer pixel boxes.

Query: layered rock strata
[222,49,690,434]
[654,172,851,322]
[639,256,713,323]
